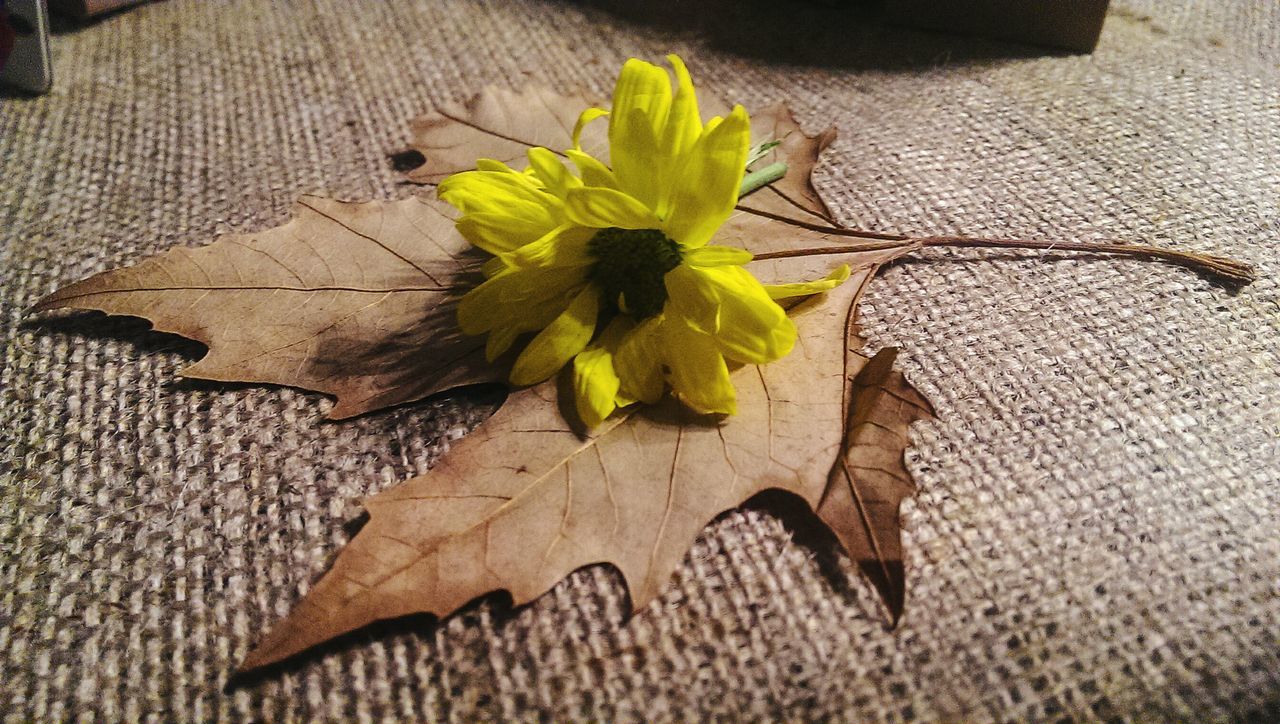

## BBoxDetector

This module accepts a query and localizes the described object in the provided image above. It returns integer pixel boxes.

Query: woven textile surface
[2,0,1277,719]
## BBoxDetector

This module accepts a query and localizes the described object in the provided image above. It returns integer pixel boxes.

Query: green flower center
[587,227,682,320]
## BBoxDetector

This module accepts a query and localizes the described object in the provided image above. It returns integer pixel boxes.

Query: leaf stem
[739,162,788,197]
[917,235,1256,285]
[750,230,1256,286]
[752,239,919,260]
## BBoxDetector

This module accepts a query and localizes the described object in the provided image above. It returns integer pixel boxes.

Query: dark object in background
[572,0,1109,71]
[1,0,148,94]
[887,0,1110,52]
[1,6,14,69]
[0,0,52,93]
[47,0,146,19]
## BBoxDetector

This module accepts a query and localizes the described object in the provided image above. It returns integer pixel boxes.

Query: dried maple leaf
[239,247,925,671]
[403,85,609,184]
[738,101,839,225]
[35,86,932,670]
[32,195,498,419]
[819,346,934,623]
[20,84,960,667]
[34,78,1251,675]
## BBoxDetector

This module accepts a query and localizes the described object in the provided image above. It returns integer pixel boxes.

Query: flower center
[587,227,683,320]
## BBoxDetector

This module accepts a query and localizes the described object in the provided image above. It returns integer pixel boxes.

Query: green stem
[739,162,788,197]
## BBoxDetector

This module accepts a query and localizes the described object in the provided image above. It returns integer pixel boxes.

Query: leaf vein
[297,198,435,278]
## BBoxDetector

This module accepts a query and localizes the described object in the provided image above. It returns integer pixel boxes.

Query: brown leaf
[724,101,914,265]
[239,248,928,671]
[29,80,938,673]
[817,347,935,624]
[740,102,839,225]
[737,108,930,625]
[402,85,609,184]
[32,195,498,419]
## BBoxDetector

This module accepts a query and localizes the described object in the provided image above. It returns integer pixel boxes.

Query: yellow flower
[440,55,846,427]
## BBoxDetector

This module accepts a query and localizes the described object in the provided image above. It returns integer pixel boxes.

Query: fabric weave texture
[1,0,1277,720]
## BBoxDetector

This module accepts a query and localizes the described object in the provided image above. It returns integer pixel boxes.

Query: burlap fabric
[2,0,1277,719]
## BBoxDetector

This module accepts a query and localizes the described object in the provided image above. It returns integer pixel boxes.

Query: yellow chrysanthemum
[440,55,846,427]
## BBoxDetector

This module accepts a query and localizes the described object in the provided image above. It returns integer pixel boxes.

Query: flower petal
[664,263,721,334]
[440,169,563,253]
[573,347,619,428]
[438,168,547,213]
[571,317,633,427]
[609,58,672,209]
[456,212,559,255]
[564,186,662,229]
[764,264,851,300]
[655,54,703,217]
[458,266,586,334]
[485,325,520,361]
[475,158,522,174]
[661,55,702,159]
[661,317,736,415]
[572,107,610,151]
[683,245,754,267]
[493,266,586,304]
[481,255,507,279]
[706,266,795,364]
[661,105,751,248]
[510,285,600,386]
[565,149,620,190]
[502,225,594,269]
[614,316,665,404]
[526,147,581,199]
[669,256,800,365]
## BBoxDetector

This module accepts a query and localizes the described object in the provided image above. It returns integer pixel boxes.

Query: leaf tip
[236,623,300,674]
[27,282,85,316]
[322,396,366,421]
[235,647,278,675]
[858,555,907,626]
[235,602,364,675]
[26,296,59,316]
